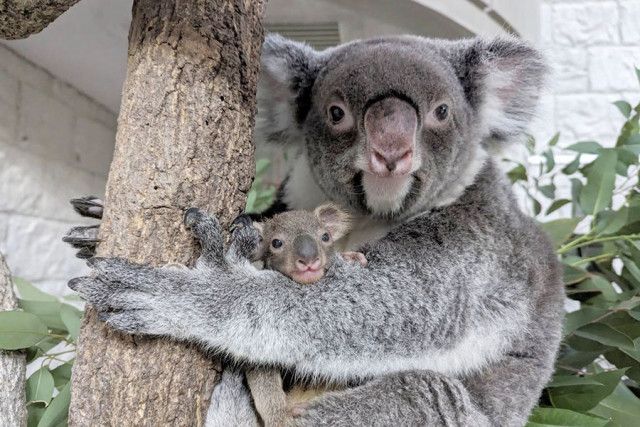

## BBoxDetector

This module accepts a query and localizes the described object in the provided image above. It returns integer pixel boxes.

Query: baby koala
[244,202,367,283]
[231,203,366,426]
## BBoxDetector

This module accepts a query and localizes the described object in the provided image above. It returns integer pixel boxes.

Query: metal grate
[265,22,341,51]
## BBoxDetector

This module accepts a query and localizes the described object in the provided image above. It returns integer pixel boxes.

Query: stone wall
[0,45,116,297]
[536,0,640,146]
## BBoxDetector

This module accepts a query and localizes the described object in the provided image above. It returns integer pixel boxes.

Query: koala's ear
[255,33,323,146]
[314,203,351,240]
[447,36,547,142]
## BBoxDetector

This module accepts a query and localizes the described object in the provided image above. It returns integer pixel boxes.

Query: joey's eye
[271,239,283,249]
[328,105,345,123]
[321,232,330,242]
[434,104,449,121]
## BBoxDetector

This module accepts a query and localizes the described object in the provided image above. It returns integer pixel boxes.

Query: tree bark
[68,1,265,425]
[0,253,27,426]
[0,0,81,40]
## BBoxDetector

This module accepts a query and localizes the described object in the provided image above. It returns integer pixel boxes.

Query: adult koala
[68,34,563,426]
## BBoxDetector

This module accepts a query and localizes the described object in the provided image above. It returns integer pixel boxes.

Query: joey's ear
[255,33,324,146]
[446,36,547,143]
[314,203,351,240]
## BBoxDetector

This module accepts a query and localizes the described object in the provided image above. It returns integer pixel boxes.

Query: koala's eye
[271,239,283,249]
[321,232,330,242]
[328,105,345,123]
[435,104,449,121]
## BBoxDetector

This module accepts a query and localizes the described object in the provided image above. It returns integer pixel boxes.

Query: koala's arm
[71,209,533,374]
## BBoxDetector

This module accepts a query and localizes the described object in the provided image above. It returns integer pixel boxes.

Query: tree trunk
[0,253,27,426]
[0,0,81,40]
[68,1,265,425]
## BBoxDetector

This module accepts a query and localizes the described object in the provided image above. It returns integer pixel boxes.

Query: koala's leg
[246,368,290,427]
[206,369,259,427]
[293,370,491,427]
[183,208,225,265]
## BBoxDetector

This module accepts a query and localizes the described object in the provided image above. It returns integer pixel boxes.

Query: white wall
[534,0,640,146]
[0,45,116,297]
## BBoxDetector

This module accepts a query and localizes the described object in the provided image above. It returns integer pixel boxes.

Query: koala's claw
[231,213,253,231]
[183,207,205,228]
[70,196,104,219]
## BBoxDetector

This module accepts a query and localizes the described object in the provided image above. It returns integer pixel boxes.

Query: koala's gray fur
[69,33,563,427]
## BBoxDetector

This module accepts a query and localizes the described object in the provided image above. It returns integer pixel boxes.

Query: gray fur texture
[69,34,563,426]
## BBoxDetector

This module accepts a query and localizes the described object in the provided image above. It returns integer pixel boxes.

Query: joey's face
[258,204,350,285]
[304,40,478,218]
[261,212,335,284]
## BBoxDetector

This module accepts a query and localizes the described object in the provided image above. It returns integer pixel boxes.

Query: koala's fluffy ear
[314,203,351,240]
[446,36,547,143]
[255,34,323,146]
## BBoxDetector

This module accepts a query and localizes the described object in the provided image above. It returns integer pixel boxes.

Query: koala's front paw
[184,207,224,264]
[69,257,182,336]
[227,221,262,263]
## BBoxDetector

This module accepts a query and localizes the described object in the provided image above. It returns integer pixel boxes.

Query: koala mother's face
[256,35,545,218]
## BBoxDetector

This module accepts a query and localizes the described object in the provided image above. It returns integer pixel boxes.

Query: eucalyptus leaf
[13,277,57,302]
[19,300,67,331]
[613,101,632,118]
[527,407,607,427]
[0,311,49,350]
[26,367,54,405]
[51,363,73,389]
[540,218,582,249]
[566,141,602,154]
[37,381,70,427]
[548,369,626,412]
[561,155,581,175]
[579,149,618,214]
[588,383,640,427]
[546,199,571,216]
[60,304,82,340]
[574,323,635,350]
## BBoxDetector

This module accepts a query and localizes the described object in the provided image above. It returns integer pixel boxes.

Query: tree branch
[0,0,81,40]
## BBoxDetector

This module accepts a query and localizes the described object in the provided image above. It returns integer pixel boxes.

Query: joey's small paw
[183,207,205,228]
[341,251,368,267]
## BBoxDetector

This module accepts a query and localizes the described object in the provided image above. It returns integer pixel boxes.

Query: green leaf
[244,189,257,213]
[548,369,626,412]
[26,367,55,405]
[579,149,618,214]
[546,375,604,388]
[13,277,57,301]
[564,307,608,336]
[255,158,271,175]
[527,407,607,427]
[566,141,602,154]
[574,323,635,349]
[539,184,556,199]
[548,132,561,147]
[51,363,73,389]
[37,381,70,427]
[60,304,82,340]
[613,101,633,118]
[589,383,640,427]
[507,164,528,183]
[543,150,556,172]
[593,208,629,235]
[546,199,572,216]
[20,300,67,332]
[27,403,46,427]
[0,311,49,350]
[563,264,589,285]
[540,218,582,249]
[562,155,581,175]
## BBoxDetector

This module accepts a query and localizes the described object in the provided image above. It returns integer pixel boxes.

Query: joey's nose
[293,235,320,271]
[295,257,321,271]
[364,96,417,176]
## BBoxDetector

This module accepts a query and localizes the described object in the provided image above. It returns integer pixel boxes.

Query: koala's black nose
[293,234,320,269]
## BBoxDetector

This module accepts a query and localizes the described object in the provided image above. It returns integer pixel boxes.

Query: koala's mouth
[289,268,325,285]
